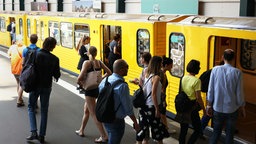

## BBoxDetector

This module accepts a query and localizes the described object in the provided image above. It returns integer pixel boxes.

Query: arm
[77,60,90,86]
[152,75,161,118]
[100,61,112,79]
[195,91,206,115]
[53,58,61,82]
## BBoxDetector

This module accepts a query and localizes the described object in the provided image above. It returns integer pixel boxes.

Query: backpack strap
[107,77,126,114]
[143,75,154,101]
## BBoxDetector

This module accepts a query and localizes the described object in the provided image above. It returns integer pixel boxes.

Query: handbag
[82,61,102,90]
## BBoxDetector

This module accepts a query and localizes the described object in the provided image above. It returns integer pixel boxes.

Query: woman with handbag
[176,59,206,144]
[76,46,112,143]
[136,56,169,144]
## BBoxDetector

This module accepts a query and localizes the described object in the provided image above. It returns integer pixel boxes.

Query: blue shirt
[98,73,134,119]
[22,44,40,58]
[207,64,245,113]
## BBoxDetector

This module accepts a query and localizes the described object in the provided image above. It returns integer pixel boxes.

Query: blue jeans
[28,88,52,136]
[104,119,125,144]
[210,110,238,144]
[201,115,212,133]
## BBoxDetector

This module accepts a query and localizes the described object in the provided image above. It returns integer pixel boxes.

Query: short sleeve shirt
[182,75,201,100]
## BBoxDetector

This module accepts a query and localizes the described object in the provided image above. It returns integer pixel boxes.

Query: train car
[23,12,189,92]
[0,11,28,47]
[166,16,256,143]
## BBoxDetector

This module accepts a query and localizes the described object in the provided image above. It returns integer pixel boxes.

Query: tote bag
[82,61,102,90]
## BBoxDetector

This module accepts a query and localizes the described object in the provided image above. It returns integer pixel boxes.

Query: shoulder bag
[82,60,102,90]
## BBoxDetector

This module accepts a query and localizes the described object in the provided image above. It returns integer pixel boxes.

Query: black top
[35,49,61,88]
[77,45,89,70]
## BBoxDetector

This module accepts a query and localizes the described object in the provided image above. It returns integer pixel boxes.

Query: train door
[101,25,121,67]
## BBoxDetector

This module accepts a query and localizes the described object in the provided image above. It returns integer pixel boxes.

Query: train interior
[213,37,256,143]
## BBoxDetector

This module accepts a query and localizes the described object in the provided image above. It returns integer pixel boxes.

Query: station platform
[0,47,223,144]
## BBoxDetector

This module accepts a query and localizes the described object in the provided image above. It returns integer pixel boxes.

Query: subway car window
[137,29,150,67]
[74,24,89,49]
[0,17,6,32]
[49,21,60,45]
[36,20,41,40]
[41,21,44,40]
[27,19,31,38]
[241,39,256,71]
[169,33,185,77]
[19,18,23,35]
[60,22,73,48]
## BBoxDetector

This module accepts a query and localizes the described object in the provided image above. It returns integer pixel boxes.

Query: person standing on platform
[206,49,246,144]
[175,59,206,144]
[22,34,40,64]
[136,56,169,144]
[99,59,139,144]
[26,37,60,144]
[76,36,91,93]
[108,34,121,72]
[7,39,26,107]
[76,46,112,142]
[159,56,176,134]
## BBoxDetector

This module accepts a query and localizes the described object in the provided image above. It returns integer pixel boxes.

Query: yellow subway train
[0,11,255,143]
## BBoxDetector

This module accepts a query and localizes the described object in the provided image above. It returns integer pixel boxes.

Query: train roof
[25,11,182,22]
[172,16,256,30]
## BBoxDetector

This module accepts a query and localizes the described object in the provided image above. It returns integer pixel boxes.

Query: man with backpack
[25,36,61,144]
[98,59,139,144]
[22,34,40,64]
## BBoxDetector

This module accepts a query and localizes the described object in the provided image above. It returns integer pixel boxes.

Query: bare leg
[77,100,90,136]
[86,96,108,140]
[14,76,23,104]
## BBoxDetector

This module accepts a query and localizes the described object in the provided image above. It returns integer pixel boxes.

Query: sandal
[17,100,25,107]
[75,130,85,137]
[94,136,108,143]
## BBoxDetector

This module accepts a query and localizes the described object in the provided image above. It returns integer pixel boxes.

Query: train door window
[74,24,89,49]
[137,29,150,67]
[19,18,23,35]
[36,20,41,40]
[27,19,31,38]
[241,39,256,71]
[60,22,72,48]
[49,21,60,45]
[41,21,44,40]
[169,33,185,77]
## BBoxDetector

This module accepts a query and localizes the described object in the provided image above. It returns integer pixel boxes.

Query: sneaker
[38,135,45,143]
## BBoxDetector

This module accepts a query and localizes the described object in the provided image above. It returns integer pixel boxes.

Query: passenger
[7,39,26,107]
[22,34,40,64]
[136,56,169,144]
[175,59,206,144]
[199,60,224,139]
[8,19,16,43]
[108,34,121,72]
[130,52,151,144]
[26,37,61,144]
[206,49,246,144]
[76,36,91,93]
[76,46,112,142]
[159,56,176,134]
[98,59,139,144]
[130,52,152,86]
[76,36,90,71]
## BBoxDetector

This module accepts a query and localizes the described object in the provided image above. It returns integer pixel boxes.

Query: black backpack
[95,77,125,123]
[199,69,212,93]
[132,75,153,108]
[174,78,192,112]
[7,24,12,32]
[20,47,39,92]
